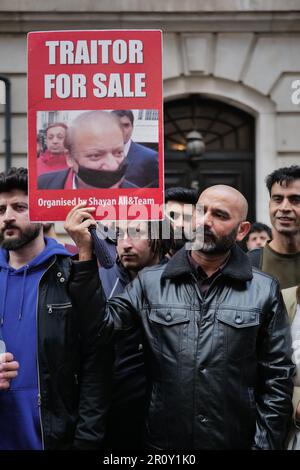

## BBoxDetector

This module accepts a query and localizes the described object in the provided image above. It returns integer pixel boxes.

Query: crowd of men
[1,163,300,450]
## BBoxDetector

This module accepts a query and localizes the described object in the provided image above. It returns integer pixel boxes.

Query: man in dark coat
[111,110,158,188]
[65,185,294,450]
[99,220,168,450]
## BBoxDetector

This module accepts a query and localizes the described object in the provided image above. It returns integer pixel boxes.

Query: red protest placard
[28,30,164,221]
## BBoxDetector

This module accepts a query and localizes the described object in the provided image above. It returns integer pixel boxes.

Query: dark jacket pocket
[217,308,260,360]
[149,307,190,358]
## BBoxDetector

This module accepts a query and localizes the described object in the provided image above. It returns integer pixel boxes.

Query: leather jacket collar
[162,244,253,282]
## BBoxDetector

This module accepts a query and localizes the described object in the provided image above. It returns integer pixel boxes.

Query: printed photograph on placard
[36,109,159,190]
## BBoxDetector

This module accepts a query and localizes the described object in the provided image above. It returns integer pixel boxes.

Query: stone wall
[0,1,299,222]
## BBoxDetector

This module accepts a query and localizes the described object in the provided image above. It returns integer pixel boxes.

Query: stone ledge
[1,12,300,33]
[1,0,300,13]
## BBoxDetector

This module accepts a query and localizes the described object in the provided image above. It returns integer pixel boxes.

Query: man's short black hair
[265,165,300,195]
[111,110,134,125]
[165,187,199,205]
[149,220,175,259]
[0,167,28,194]
[246,222,272,241]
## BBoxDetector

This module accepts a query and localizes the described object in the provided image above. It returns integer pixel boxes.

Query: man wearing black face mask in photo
[38,111,138,190]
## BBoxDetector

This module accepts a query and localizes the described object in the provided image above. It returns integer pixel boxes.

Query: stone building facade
[0,0,300,223]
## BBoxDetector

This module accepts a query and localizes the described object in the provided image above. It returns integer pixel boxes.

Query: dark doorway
[164,95,255,222]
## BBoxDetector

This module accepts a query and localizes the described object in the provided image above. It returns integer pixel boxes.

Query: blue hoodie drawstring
[0,269,9,326]
[18,266,28,321]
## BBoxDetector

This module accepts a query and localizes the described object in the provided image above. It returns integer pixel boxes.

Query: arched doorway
[164,95,256,221]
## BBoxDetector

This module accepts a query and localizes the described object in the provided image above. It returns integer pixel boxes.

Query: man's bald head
[63,110,126,188]
[193,185,251,255]
[199,185,248,222]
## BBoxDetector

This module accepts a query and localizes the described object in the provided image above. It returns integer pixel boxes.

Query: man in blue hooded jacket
[0,167,110,450]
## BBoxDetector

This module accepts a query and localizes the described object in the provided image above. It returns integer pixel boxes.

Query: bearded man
[65,185,294,450]
[0,167,110,450]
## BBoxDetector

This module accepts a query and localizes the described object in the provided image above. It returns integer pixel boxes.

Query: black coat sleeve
[254,279,295,449]
[69,258,144,343]
[68,258,113,449]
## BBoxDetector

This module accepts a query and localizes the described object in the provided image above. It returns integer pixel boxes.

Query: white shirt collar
[124,139,132,157]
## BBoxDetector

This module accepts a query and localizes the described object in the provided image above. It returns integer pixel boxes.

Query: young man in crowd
[0,167,110,450]
[248,165,300,288]
[246,221,272,251]
[100,220,169,449]
[165,186,199,254]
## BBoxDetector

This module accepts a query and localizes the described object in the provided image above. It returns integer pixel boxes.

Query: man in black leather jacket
[66,184,294,450]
